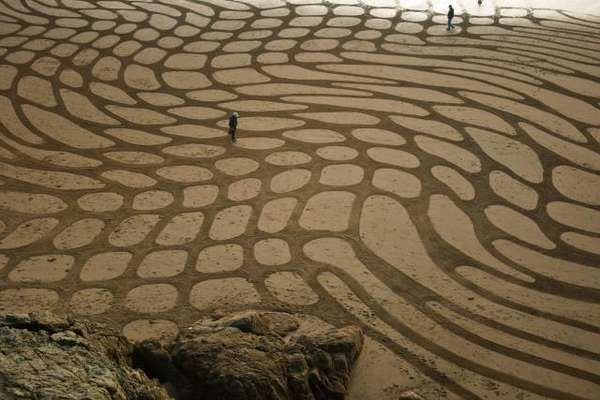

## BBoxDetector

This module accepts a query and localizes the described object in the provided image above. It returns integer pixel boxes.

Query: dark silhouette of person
[228,112,238,142]
[447,5,455,31]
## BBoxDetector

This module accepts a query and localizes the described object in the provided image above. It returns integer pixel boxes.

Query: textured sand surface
[0,0,599,399]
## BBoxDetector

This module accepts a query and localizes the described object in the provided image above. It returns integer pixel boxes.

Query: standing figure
[447,5,454,31]
[229,112,238,142]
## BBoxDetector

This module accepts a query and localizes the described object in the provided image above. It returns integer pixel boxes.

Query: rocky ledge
[0,311,363,400]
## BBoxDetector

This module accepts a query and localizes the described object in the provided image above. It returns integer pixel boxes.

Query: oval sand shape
[294,112,380,125]
[367,147,420,169]
[389,115,463,142]
[214,67,270,85]
[258,197,297,233]
[466,127,543,184]
[271,169,311,193]
[125,284,177,313]
[300,38,339,51]
[108,214,161,247]
[262,65,393,84]
[209,205,253,240]
[489,170,538,211]
[77,192,123,212]
[431,166,474,201]
[69,288,113,315]
[351,128,406,146]
[17,76,57,107]
[124,64,161,90]
[163,144,226,158]
[90,82,136,105]
[162,71,211,89]
[284,96,428,116]
[92,56,121,81]
[156,212,204,246]
[183,185,219,208]
[228,178,262,202]
[334,82,462,104]
[167,106,225,120]
[501,238,600,289]
[254,238,291,266]
[552,166,600,206]
[133,190,174,210]
[196,244,243,273]
[235,137,285,150]
[222,40,262,52]
[123,319,179,343]
[295,5,328,15]
[0,288,59,314]
[283,129,345,143]
[101,170,156,188]
[80,252,132,281]
[264,39,297,51]
[187,89,237,102]
[215,157,259,176]
[138,92,185,106]
[547,201,600,234]
[106,105,176,125]
[211,53,252,69]
[485,205,555,250]
[53,218,105,250]
[9,254,74,283]
[265,271,319,305]
[105,128,171,146]
[0,217,59,249]
[22,105,114,149]
[104,151,164,165]
[414,136,480,173]
[316,146,358,161]
[190,278,260,310]
[561,232,600,256]
[265,151,311,166]
[137,250,188,278]
[433,106,516,136]
[320,164,364,186]
[60,88,120,125]
[372,168,421,198]
[220,100,308,112]
[156,165,213,183]
[315,27,352,38]
[0,192,67,214]
[300,191,355,232]
[217,116,305,131]
[161,125,226,139]
[0,162,105,191]
[235,83,371,97]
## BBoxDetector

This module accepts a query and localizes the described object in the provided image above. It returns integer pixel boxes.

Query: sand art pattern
[0,0,599,398]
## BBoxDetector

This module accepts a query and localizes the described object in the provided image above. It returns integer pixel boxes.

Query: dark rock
[0,313,171,400]
[133,311,364,400]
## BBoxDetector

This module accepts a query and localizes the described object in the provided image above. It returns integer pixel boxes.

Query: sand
[0,1,599,399]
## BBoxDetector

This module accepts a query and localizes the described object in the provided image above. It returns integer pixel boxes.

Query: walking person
[228,111,238,142]
[447,5,455,31]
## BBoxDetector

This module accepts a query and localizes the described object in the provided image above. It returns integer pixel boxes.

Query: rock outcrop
[133,311,364,400]
[0,311,363,400]
[0,311,170,400]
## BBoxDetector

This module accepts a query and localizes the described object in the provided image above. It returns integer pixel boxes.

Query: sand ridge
[0,0,599,399]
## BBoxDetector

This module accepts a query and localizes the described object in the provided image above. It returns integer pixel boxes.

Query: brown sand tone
[0,0,599,399]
